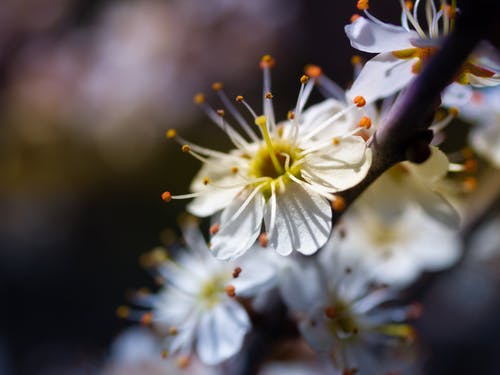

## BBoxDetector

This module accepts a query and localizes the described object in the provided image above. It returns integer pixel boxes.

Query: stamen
[161,191,172,202]
[225,284,236,297]
[193,93,205,104]
[324,306,336,319]
[169,326,178,335]
[140,312,154,325]
[259,232,268,247]
[232,267,242,278]
[116,305,131,319]
[399,0,426,37]
[166,129,176,139]
[161,349,169,359]
[350,14,361,23]
[353,96,366,107]
[261,55,276,130]
[358,116,372,129]
[177,356,190,369]
[357,0,369,10]
[331,195,346,212]
[210,223,220,235]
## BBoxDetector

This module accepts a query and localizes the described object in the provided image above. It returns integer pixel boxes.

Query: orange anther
[210,223,221,235]
[463,176,477,192]
[287,111,295,120]
[265,92,273,99]
[181,144,191,153]
[202,177,210,185]
[350,55,362,65]
[140,312,154,325]
[161,191,172,203]
[357,0,369,10]
[236,95,244,102]
[216,109,225,116]
[116,305,130,319]
[259,232,268,247]
[305,64,322,78]
[177,356,190,369]
[331,195,346,212]
[169,326,178,335]
[350,14,361,23]
[260,54,275,69]
[231,166,239,174]
[300,75,310,84]
[449,107,459,117]
[353,96,366,107]
[193,93,205,104]
[324,306,336,319]
[233,267,242,278]
[464,159,477,172]
[358,116,371,129]
[225,284,236,298]
[405,0,414,11]
[212,82,223,91]
[332,137,340,145]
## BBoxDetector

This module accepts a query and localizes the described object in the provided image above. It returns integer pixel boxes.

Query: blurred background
[0,0,499,374]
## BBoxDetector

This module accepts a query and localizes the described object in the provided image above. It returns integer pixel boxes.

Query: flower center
[249,141,299,179]
[325,300,358,339]
[199,273,230,308]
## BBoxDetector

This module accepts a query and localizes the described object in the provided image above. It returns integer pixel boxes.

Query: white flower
[164,57,372,260]
[124,221,276,366]
[345,0,500,102]
[459,88,500,167]
[278,247,419,374]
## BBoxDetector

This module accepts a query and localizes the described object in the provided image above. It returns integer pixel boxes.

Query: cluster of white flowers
[118,1,500,374]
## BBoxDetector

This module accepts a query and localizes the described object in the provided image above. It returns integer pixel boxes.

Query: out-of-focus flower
[345,0,500,102]
[104,327,212,375]
[164,58,372,260]
[278,246,419,374]
[122,220,275,366]
[459,88,500,168]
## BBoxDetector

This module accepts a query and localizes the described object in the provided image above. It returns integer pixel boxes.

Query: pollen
[350,14,360,23]
[265,92,273,99]
[233,267,242,278]
[212,82,223,91]
[353,96,366,107]
[236,95,244,102]
[357,0,369,10]
[181,144,191,153]
[255,115,267,127]
[305,64,322,78]
[259,232,268,247]
[210,223,221,235]
[324,306,336,319]
[116,305,131,319]
[300,74,310,84]
[358,116,371,129]
[225,284,236,298]
[260,54,275,69]
[350,55,362,65]
[331,195,346,212]
[140,312,154,325]
[193,93,205,105]
[166,129,176,139]
[161,191,172,203]
[216,109,225,116]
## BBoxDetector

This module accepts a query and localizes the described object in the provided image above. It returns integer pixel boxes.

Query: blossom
[121,221,276,366]
[278,246,419,374]
[164,57,372,260]
[345,0,500,102]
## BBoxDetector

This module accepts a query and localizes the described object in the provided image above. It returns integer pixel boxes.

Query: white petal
[231,251,277,297]
[414,188,461,229]
[188,186,242,218]
[210,189,265,261]
[345,17,417,53]
[195,301,250,365]
[265,182,331,256]
[347,53,415,103]
[404,146,449,184]
[442,83,473,107]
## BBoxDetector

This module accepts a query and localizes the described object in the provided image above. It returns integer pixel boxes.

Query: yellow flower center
[198,273,230,308]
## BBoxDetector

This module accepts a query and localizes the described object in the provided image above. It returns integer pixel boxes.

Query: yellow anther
[332,137,340,145]
[357,0,369,10]
[405,0,413,11]
[216,109,225,116]
[181,144,191,153]
[300,75,310,84]
[350,55,362,65]
[231,166,239,174]
[287,111,295,120]
[358,116,371,129]
[202,177,210,185]
[236,95,244,102]
[305,64,322,78]
[255,115,267,127]
[212,82,223,91]
[161,191,172,203]
[260,54,275,68]
[449,107,459,117]
[166,129,176,139]
[265,92,273,99]
[161,349,169,359]
[116,305,130,319]
[225,284,236,298]
[353,96,366,107]
[193,93,205,105]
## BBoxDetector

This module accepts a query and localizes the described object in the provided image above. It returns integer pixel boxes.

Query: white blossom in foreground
[163,56,372,260]
[345,0,500,102]
[279,247,419,374]
[121,221,276,366]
